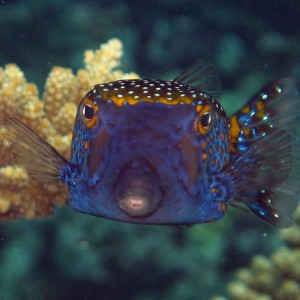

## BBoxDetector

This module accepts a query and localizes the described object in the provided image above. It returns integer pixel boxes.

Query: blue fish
[6,60,300,227]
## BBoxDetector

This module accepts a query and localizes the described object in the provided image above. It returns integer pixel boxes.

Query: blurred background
[0,0,300,299]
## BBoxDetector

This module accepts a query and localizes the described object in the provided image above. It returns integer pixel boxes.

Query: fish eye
[81,97,99,128]
[83,104,94,120]
[194,104,213,135]
[200,112,211,128]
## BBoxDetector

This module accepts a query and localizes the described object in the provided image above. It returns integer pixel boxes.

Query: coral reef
[212,205,300,300]
[0,38,139,220]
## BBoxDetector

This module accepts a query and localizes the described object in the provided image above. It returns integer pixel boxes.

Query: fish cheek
[86,128,110,184]
[176,134,200,193]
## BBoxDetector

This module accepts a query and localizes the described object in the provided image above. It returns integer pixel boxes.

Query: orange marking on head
[86,117,98,128]
[196,104,203,112]
[108,93,195,106]
[211,187,217,193]
[202,153,208,160]
[202,105,212,114]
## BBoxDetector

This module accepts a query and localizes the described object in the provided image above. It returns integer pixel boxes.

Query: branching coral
[0,38,139,220]
[212,205,300,300]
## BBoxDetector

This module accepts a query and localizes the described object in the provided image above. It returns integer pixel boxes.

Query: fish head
[68,79,230,224]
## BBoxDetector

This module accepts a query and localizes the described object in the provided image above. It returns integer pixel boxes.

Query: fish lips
[114,159,163,217]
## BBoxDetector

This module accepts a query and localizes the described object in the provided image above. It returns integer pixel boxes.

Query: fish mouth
[114,159,163,217]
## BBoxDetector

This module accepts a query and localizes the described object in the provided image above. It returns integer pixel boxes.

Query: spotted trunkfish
[6,60,300,227]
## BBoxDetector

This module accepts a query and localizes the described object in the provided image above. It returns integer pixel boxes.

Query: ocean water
[0,1,299,299]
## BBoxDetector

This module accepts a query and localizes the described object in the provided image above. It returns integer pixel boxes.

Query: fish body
[7,61,300,227]
[68,79,230,224]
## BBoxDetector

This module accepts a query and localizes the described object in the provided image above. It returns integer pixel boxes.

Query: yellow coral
[0,38,139,220]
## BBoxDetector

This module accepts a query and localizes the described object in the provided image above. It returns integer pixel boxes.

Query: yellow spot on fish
[242,105,250,114]
[256,101,264,110]
[256,101,265,118]
[229,116,240,138]
[244,128,251,136]
[196,104,203,112]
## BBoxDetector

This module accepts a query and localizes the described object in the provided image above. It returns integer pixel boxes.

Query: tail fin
[227,78,300,227]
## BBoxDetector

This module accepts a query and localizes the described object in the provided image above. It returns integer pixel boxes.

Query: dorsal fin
[173,59,221,100]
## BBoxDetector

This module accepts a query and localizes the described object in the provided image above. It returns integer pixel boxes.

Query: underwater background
[0,1,300,299]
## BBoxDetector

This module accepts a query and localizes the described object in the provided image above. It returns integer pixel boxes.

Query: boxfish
[6,60,300,227]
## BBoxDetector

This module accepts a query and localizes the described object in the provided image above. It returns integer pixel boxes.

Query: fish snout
[114,160,162,217]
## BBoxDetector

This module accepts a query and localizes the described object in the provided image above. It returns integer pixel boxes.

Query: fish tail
[226,78,300,227]
[6,117,70,183]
